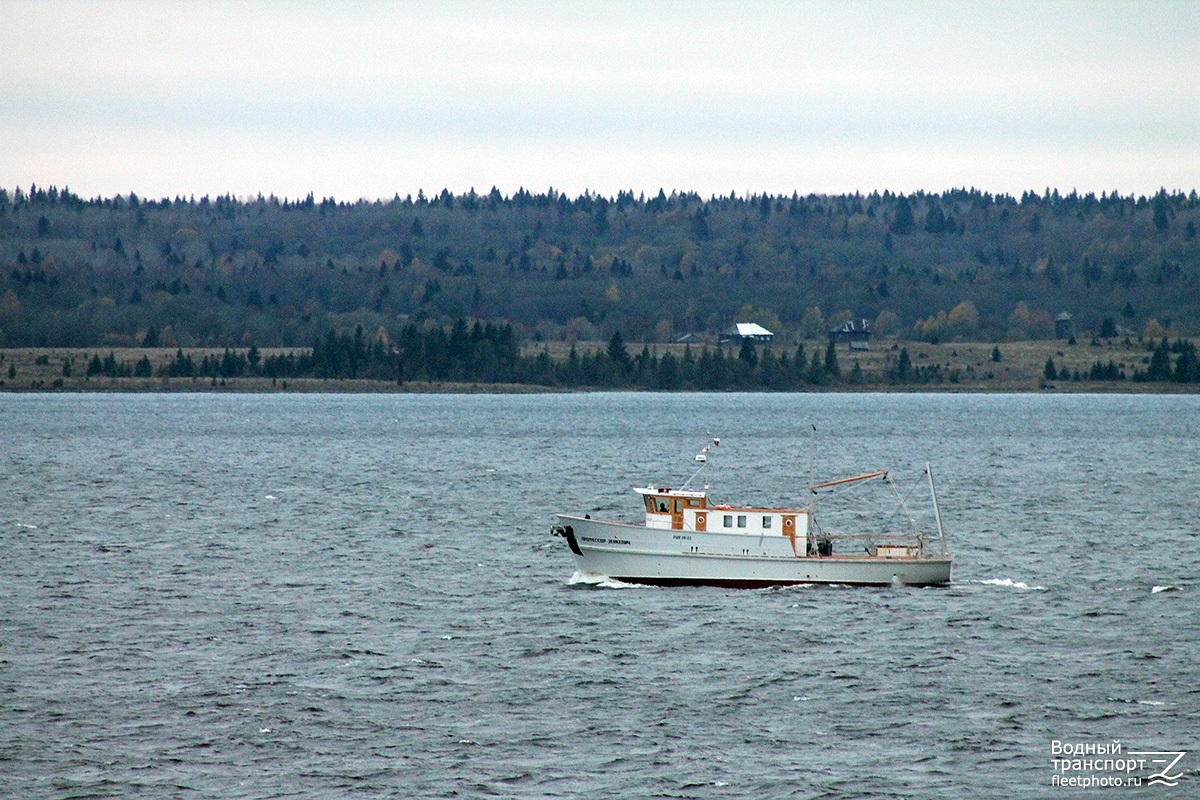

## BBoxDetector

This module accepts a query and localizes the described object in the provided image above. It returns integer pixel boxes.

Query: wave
[1108,696,1168,706]
[567,570,642,589]
[964,577,1047,591]
[1151,585,1181,594]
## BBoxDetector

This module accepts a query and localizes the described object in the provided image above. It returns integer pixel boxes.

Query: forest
[1,183,1199,352]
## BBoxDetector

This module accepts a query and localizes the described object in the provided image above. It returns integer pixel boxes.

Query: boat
[551,440,952,588]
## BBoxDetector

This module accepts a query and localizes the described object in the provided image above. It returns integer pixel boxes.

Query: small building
[1055,312,1074,340]
[828,319,872,350]
[719,322,774,344]
[675,332,705,345]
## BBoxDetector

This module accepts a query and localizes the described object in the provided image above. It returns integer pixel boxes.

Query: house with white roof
[718,322,774,343]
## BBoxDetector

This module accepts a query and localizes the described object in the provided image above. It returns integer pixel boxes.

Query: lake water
[2,392,1197,798]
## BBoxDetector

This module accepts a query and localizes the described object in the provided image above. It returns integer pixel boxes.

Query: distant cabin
[719,322,774,344]
[828,319,872,350]
[1055,312,1074,340]
[675,332,705,345]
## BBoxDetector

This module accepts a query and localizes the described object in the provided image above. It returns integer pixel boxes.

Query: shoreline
[1,340,1196,394]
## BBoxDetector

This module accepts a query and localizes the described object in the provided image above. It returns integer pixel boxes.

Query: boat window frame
[737,514,747,528]
[762,515,772,529]
[723,514,733,528]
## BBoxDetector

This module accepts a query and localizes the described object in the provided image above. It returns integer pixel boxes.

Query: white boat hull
[555,514,952,588]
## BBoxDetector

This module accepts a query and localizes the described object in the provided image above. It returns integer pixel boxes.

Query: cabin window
[672,499,683,514]
[723,514,733,528]
[737,515,747,528]
[762,515,772,529]
[655,498,669,513]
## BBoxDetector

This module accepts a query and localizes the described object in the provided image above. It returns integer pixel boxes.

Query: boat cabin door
[670,497,684,530]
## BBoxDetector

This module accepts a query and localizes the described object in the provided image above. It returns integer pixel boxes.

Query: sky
[2,1,1198,202]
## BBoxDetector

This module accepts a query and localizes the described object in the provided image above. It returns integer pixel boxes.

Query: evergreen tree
[738,338,758,367]
[1173,341,1199,382]
[1146,338,1172,381]
[824,341,840,378]
[891,196,915,235]
[1152,191,1169,232]
[658,351,679,390]
[807,351,825,385]
[925,205,947,234]
[607,331,630,370]
[892,348,912,383]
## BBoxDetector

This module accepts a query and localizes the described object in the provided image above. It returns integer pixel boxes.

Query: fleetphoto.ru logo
[1051,740,1187,788]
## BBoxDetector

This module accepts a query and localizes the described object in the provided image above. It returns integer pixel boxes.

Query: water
[3,392,1197,798]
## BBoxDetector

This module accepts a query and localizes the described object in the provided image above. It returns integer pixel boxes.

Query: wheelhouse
[634,487,809,539]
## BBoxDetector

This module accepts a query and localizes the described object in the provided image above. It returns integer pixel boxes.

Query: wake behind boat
[551,439,952,588]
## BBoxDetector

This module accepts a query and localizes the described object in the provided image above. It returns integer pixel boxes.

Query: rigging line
[881,471,925,535]
[816,472,903,538]
[880,478,904,535]
[680,458,707,489]
[681,431,716,489]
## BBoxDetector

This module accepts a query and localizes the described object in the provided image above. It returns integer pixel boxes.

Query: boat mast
[926,462,947,554]
[806,424,817,541]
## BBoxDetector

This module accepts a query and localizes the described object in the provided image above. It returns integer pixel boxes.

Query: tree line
[1043,338,1200,384]
[69,322,1200,390]
[147,325,858,389]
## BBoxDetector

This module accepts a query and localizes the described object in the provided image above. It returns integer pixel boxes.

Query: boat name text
[581,536,631,546]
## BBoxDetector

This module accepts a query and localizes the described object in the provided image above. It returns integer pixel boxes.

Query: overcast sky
[3,1,1197,201]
